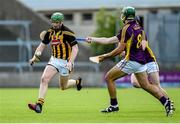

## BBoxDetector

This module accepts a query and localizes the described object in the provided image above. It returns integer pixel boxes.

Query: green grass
[0,88,179,123]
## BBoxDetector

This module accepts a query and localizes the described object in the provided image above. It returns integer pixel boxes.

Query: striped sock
[37,98,44,106]
[159,96,168,106]
[76,79,79,85]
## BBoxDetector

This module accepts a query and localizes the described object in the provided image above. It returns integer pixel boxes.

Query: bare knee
[104,74,113,83]
[131,74,141,88]
[41,76,49,85]
[141,83,152,91]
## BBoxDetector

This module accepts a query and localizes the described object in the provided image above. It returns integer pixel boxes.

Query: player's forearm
[90,37,113,44]
[33,43,46,59]
[142,30,146,40]
[105,48,122,59]
[69,45,78,62]
[103,43,126,59]
[36,43,46,52]
[90,37,107,44]
[90,36,119,44]
[141,40,147,51]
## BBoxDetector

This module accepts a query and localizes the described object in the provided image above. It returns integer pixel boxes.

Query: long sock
[67,79,76,88]
[76,79,79,85]
[37,98,44,106]
[110,98,118,106]
[159,96,168,106]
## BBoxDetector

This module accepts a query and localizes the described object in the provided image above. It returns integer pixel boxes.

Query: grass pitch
[0,88,179,123]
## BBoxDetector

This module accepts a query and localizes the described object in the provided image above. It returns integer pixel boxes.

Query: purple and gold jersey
[145,41,156,63]
[116,20,147,64]
[141,32,156,63]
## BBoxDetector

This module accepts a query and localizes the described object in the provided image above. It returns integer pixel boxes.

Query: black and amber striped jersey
[42,24,77,60]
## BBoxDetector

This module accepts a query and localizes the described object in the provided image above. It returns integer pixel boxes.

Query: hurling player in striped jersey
[28,12,82,113]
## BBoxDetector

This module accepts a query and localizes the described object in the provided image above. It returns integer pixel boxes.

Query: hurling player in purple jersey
[130,16,174,115]
[86,6,175,116]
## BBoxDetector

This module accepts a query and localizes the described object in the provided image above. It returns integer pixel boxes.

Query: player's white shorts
[47,56,70,76]
[146,61,159,74]
[116,59,147,74]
